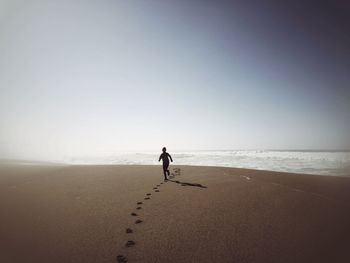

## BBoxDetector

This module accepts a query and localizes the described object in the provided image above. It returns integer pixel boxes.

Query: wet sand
[0,164,349,262]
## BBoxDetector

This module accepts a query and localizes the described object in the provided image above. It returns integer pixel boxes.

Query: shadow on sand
[168,179,207,188]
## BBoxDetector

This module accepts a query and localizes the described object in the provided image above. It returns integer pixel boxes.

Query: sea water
[65,150,350,176]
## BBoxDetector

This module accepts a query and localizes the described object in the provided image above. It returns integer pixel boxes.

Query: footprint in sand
[174,170,181,176]
[117,255,128,262]
[125,240,136,247]
[118,168,179,262]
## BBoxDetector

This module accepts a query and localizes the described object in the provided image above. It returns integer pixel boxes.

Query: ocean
[65,150,350,176]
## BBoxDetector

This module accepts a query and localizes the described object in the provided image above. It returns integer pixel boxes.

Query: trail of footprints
[116,168,181,262]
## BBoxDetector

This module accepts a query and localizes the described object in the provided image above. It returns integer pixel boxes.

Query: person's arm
[168,153,173,162]
[158,154,162,162]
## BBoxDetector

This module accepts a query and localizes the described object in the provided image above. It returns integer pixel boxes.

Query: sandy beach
[1,164,349,263]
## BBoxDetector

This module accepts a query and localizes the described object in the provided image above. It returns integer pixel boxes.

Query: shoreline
[2,160,349,178]
[2,149,349,177]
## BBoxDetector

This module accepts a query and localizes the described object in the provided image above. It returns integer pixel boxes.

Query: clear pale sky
[0,0,349,160]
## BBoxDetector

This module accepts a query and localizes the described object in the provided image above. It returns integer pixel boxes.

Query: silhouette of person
[158,147,173,180]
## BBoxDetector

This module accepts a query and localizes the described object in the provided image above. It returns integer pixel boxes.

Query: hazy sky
[1,0,349,160]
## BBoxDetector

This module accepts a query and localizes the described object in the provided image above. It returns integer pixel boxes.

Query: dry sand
[0,164,349,263]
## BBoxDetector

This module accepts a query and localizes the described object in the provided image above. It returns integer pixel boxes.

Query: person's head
[162,147,166,152]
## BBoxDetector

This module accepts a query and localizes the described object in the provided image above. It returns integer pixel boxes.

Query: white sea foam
[63,150,350,176]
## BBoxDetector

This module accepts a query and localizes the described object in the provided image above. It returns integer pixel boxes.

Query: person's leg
[163,164,168,180]
[163,162,169,180]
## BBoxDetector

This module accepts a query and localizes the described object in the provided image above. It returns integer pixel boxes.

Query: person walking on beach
[158,147,173,180]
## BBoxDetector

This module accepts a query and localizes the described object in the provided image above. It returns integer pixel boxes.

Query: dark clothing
[163,162,170,176]
[159,152,173,163]
[159,152,173,179]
